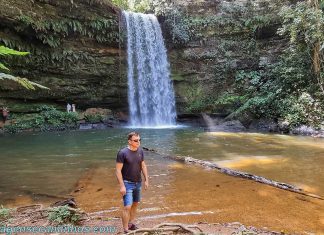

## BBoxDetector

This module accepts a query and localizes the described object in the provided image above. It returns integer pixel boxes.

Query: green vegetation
[0,46,29,71]
[4,105,79,133]
[0,37,97,70]
[0,205,12,225]
[214,93,247,114]
[0,206,11,220]
[278,0,324,95]
[48,206,82,225]
[84,113,104,123]
[0,0,120,73]
[184,85,213,113]
[216,41,324,128]
[230,0,324,128]
[0,45,48,90]
[151,0,281,46]
[110,0,128,10]
[110,0,150,12]
[175,0,324,130]
[17,16,119,48]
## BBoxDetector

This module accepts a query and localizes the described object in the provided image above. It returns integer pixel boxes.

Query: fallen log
[143,147,323,200]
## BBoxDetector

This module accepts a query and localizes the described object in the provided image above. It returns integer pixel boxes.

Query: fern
[0,45,29,56]
[0,73,49,90]
[0,45,48,90]
[0,45,30,72]
[0,62,9,71]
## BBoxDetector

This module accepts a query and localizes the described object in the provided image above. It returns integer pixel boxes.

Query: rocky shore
[179,114,324,138]
[0,205,285,235]
[1,111,324,139]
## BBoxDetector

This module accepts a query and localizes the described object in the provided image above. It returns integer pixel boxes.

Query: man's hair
[128,131,139,140]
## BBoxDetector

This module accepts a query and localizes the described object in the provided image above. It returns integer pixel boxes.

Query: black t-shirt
[116,147,144,182]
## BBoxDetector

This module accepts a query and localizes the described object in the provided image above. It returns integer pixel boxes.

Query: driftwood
[16,204,43,213]
[51,198,77,208]
[143,147,323,200]
[126,223,202,234]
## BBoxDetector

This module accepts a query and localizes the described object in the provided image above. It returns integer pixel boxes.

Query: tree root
[126,223,202,234]
[5,207,49,226]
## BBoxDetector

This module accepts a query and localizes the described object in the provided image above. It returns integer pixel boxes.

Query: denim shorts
[123,180,142,206]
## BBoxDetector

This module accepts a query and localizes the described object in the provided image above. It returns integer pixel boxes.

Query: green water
[0,128,324,205]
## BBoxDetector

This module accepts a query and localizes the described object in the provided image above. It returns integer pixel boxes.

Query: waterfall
[123,11,177,128]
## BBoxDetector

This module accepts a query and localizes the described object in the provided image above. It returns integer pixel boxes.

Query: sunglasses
[131,139,141,143]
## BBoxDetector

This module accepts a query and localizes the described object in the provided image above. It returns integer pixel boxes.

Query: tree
[278,0,324,94]
[0,45,48,90]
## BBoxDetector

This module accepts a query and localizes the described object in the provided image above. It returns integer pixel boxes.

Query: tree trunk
[143,147,324,200]
[310,0,324,94]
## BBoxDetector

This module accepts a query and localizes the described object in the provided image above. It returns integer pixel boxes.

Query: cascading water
[123,11,177,128]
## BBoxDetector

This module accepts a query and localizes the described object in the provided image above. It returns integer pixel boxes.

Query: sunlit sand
[216,155,287,168]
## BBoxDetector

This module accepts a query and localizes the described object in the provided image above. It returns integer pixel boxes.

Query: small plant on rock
[0,205,12,225]
[84,113,104,123]
[48,205,82,225]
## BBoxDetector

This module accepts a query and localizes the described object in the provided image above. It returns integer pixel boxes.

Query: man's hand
[116,163,126,196]
[141,161,149,190]
[120,185,126,196]
[144,180,149,190]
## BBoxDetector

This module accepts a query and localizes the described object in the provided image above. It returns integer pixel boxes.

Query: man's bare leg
[122,206,131,232]
[129,202,139,225]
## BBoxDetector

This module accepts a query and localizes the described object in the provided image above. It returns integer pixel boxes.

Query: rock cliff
[0,0,125,112]
[0,0,289,116]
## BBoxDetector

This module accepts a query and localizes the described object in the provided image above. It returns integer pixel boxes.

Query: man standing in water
[116,132,149,233]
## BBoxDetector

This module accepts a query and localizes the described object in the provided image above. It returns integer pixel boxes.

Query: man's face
[128,135,141,148]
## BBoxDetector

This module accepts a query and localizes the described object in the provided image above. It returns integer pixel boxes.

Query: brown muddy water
[0,128,323,233]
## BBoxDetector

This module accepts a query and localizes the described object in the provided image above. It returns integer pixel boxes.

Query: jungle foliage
[0,0,119,72]
[229,0,324,128]
[17,15,119,48]
[4,105,79,133]
[181,0,324,129]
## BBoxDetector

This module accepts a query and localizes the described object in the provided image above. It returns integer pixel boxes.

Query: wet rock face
[208,120,247,132]
[0,0,127,111]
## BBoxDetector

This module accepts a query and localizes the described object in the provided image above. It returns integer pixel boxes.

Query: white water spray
[123,11,177,128]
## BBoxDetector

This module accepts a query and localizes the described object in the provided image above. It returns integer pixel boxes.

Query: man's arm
[141,161,149,190]
[116,162,126,196]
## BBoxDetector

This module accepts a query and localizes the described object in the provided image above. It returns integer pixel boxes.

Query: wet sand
[71,154,324,234]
